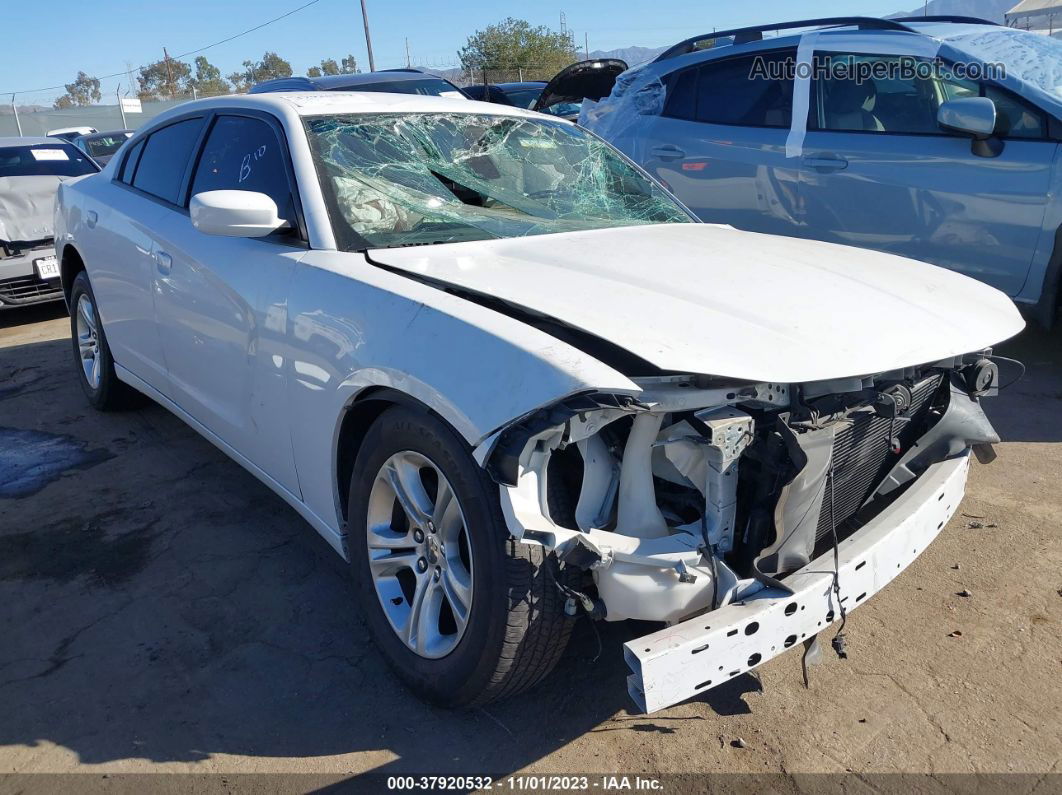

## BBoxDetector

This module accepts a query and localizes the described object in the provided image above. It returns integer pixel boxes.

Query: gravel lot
[1,301,1059,785]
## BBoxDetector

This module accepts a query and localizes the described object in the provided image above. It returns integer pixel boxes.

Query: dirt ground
[0,301,1059,788]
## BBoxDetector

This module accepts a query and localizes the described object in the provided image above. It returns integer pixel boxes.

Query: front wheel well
[335,388,461,525]
[60,245,86,306]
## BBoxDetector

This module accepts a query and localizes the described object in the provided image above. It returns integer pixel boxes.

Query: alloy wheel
[366,450,474,659]
[75,293,101,390]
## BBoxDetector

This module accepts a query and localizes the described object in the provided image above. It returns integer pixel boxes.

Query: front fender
[286,251,641,534]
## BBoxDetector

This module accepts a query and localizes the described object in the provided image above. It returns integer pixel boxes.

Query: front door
[798,53,1056,296]
[149,113,306,494]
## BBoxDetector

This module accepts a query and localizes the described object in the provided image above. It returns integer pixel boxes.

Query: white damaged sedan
[55,92,1024,712]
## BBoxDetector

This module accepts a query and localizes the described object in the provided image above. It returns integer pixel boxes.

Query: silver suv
[583,16,1062,324]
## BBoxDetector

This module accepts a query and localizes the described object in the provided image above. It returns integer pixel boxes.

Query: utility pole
[360,0,376,72]
[117,85,127,128]
[585,32,590,60]
[10,94,22,137]
[405,38,411,68]
[163,47,176,99]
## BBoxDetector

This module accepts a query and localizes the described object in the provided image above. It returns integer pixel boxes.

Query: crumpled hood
[0,175,63,242]
[369,223,1025,383]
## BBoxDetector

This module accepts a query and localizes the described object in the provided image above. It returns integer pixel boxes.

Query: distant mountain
[887,0,1014,23]
[588,46,668,67]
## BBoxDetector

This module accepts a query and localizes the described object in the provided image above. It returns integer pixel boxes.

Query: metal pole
[117,85,127,128]
[360,0,376,72]
[585,32,590,60]
[405,38,411,68]
[10,94,22,136]
[163,47,175,99]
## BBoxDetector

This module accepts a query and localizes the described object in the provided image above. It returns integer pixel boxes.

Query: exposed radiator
[816,373,944,542]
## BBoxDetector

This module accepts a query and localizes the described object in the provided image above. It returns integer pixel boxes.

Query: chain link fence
[0,86,239,138]
[0,63,579,138]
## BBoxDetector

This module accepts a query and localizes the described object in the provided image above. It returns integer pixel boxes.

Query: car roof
[494,81,548,90]
[653,15,1003,65]
[251,70,456,93]
[0,136,68,147]
[79,130,134,140]
[138,92,553,136]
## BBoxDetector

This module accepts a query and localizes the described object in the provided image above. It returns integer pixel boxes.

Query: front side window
[190,115,294,223]
[0,144,97,178]
[131,118,205,204]
[306,112,691,249]
[939,70,1047,139]
[664,51,794,127]
[815,53,1051,139]
[816,54,941,134]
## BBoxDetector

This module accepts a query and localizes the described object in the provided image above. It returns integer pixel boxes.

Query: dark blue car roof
[249,70,461,94]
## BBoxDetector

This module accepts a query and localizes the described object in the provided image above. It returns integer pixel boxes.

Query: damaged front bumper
[624,451,970,713]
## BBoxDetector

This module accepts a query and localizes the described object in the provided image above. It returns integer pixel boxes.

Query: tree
[245,51,293,82]
[54,72,102,108]
[307,66,322,78]
[189,56,230,97]
[340,54,359,74]
[459,18,576,79]
[319,58,340,76]
[227,68,253,93]
[138,57,192,101]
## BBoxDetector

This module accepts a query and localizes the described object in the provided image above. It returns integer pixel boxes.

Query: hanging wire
[1,0,325,96]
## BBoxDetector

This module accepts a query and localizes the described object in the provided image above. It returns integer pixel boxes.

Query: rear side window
[131,118,205,204]
[663,69,698,121]
[0,144,97,178]
[190,115,295,223]
[118,139,144,183]
[665,51,794,128]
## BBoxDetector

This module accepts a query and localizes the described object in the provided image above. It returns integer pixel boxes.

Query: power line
[1,0,325,96]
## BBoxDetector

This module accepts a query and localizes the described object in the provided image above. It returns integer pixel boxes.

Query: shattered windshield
[305,112,691,249]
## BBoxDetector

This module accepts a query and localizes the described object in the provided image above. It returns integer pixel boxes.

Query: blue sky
[1,0,908,103]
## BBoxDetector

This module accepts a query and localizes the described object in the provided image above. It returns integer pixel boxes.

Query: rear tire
[348,404,575,707]
[69,270,141,411]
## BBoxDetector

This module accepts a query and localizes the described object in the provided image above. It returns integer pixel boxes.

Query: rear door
[86,119,205,394]
[637,49,802,235]
[147,111,305,494]
[798,52,1056,295]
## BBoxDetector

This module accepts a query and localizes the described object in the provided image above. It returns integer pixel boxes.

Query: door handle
[650,145,686,161]
[154,251,173,274]
[86,210,98,228]
[801,155,848,172]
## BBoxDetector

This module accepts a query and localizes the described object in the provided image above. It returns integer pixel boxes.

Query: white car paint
[54,91,1024,712]
[370,222,1025,383]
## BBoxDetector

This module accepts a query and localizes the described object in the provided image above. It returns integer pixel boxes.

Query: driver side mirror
[938,97,1003,157]
[190,190,289,238]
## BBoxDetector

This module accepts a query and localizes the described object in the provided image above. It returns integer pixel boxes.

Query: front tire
[348,405,574,707]
[69,270,140,411]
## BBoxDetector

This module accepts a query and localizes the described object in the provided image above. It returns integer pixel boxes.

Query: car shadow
[985,321,1062,443]
[0,300,67,330]
[0,336,682,775]
[0,315,1058,773]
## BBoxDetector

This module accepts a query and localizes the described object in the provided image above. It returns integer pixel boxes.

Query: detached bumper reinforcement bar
[624,452,971,713]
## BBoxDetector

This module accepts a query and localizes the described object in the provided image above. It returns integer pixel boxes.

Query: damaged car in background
[54,92,1024,713]
[1,136,98,308]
